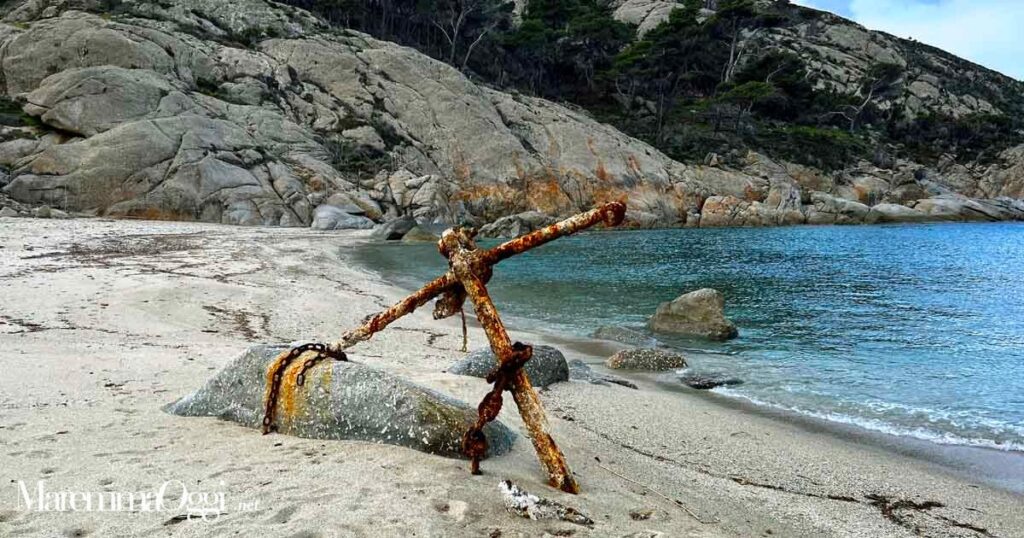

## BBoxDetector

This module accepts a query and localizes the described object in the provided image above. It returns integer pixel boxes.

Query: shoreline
[343,238,1024,495]
[2,217,1022,537]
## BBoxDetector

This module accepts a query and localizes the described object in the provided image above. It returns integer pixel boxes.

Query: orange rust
[264,350,319,433]
[275,356,310,429]
[445,231,580,494]
[484,201,627,264]
[262,202,628,493]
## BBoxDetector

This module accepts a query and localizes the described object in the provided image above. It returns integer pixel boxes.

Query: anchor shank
[450,249,579,494]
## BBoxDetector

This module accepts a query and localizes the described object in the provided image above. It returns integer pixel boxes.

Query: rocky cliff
[0,0,1022,231]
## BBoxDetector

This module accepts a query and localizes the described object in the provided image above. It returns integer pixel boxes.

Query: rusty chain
[259,201,627,492]
[262,343,347,434]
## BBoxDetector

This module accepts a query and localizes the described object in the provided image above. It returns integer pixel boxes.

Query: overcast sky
[791,0,1023,80]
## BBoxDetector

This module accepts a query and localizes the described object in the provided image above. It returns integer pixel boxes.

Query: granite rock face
[448,344,569,389]
[166,344,515,459]
[0,0,1020,229]
[648,288,738,341]
[477,211,557,239]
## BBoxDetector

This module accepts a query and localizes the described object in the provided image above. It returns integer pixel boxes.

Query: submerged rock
[605,348,687,371]
[590,326,658,347]
[648,288,738,341]
[448,344,569,388]
[677,371,743,390]
[166,344,515,458]
[567,359,638,389]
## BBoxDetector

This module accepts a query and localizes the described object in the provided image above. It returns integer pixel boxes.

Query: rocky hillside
[0,0,1022,232]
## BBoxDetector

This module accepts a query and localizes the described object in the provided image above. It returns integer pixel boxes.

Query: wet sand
[1,217,1022,537]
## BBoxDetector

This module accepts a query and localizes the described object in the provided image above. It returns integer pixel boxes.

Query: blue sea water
[354,223,1024,452]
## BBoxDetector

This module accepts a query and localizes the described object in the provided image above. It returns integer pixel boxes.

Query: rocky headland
[0,0,1022,235]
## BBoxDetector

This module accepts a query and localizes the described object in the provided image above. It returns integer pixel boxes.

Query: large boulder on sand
[648,288,738,341]
[166,344,515,459]
[448,344,569,388]
[605,348,687,371]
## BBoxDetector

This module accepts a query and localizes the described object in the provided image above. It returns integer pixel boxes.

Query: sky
[790,0,1023,80]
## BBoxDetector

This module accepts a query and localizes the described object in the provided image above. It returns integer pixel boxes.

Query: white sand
[1,217,1021,537]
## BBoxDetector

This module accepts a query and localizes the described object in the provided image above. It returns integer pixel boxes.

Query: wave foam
[712,388,1024,453]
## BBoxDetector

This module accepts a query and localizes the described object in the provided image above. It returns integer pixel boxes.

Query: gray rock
[804,191,870,225]
[33,205,51,218]
[477,211,556,238]
[648,288,738,341]
[864,203,931,224]
[400,225,441,243]
[311,205,375,230]
[591,326,657,347]
[166,344,514,459]
[371,216,417,240]
[605,348,687,371]
[24,67,180,137]
[613,0,678,36]
[699,195,802,228]
[677,372,743,390]
[1,0,1020,232]
[912,197,1002,222]
[0,207,18,217]
[567,359,638,389]
[448,345,569,388]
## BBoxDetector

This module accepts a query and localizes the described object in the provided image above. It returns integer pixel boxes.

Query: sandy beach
[1,217,1022,537]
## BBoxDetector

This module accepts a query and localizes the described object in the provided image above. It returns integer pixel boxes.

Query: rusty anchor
[262,201,627,493]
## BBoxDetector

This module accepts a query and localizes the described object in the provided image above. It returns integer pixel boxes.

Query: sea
[354,222,1024,454]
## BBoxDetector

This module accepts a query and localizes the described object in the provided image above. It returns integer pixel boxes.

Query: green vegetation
[281,0,1024,170]
[0,95,41,129]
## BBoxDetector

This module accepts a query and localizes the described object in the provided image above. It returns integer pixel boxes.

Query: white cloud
[794,0,1024,80]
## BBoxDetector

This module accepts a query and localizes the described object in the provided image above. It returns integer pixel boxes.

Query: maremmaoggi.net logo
[13,480,254,522]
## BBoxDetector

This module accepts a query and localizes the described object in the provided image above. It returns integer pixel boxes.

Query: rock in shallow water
[591,326,659,347]
[166,344,515,458]
[677,371,743,390]
[648,288,738,341]
[605,348,687,371]
[371,215,417,240]
[448,345,568,388]
[311,205,375,230]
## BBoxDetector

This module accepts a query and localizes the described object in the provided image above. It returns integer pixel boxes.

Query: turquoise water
[354,223,1024,452]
